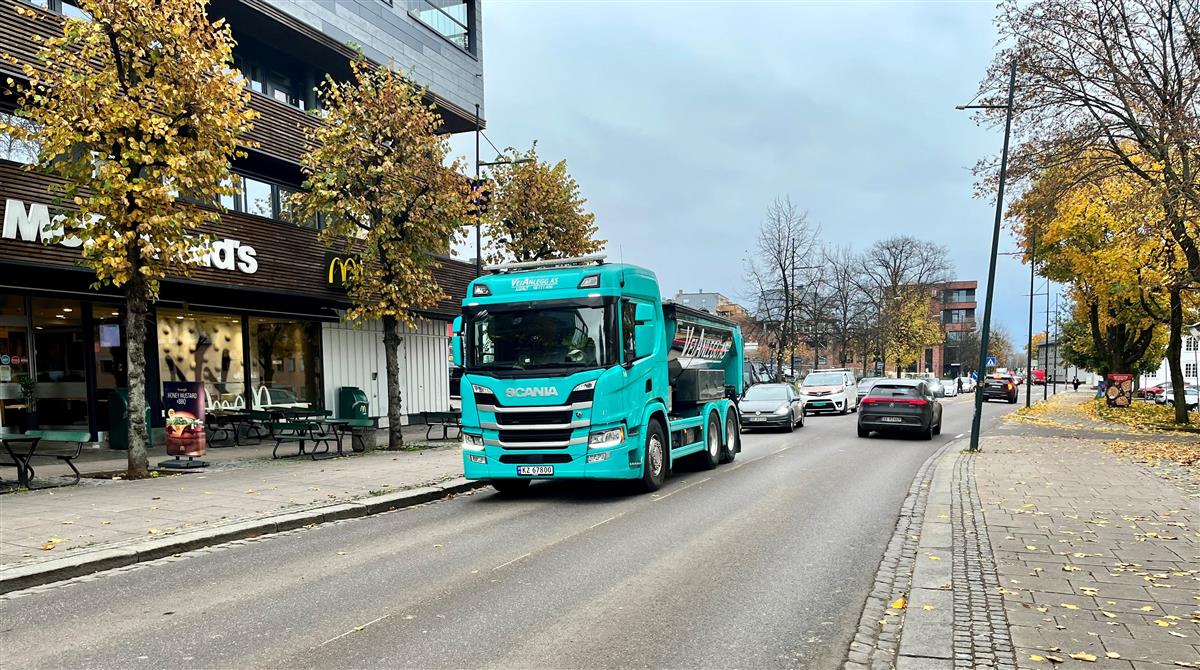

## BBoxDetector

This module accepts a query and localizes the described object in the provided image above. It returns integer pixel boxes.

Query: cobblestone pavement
[847,391,1200,670]
[0,439,462,572]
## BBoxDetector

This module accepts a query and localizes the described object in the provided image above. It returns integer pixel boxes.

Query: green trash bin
[338,387,369,420]
[107,388,153,450]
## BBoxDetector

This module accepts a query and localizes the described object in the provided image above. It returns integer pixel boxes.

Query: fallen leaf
[1105,651,1120,658]
[890,597,907,610]
[148,528,160,535]
[1070,652,1097,662]
[1168,631,1188,638]
[922,604,935,611]
[40,542,55,551]
[1060,603,1080,610]
[1030,654,1047,663]
[1154,619,1172,627]
[1139,605,1155,612]
[1101,611,1116,618]
[926,554,942,561]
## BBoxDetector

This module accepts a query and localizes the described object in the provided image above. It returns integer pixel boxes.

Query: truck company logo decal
[505,386,560,398]
[510,277,559,291]
[672,325,733,361]
[2,198,258,274]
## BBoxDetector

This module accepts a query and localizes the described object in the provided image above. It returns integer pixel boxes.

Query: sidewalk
[847,391,1200,670]
[0,426,471,591]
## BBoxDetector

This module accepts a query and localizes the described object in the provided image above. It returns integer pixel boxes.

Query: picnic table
[206,409,253,448]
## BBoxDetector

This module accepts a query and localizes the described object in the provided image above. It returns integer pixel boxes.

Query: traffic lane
[0,398,1018,670]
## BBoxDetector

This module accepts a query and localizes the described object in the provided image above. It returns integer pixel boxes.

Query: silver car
[739,383,805,431]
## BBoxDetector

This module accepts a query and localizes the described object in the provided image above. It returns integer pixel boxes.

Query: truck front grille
[499,454,573,464]
[498,429,574,447]
[496,410,573,426]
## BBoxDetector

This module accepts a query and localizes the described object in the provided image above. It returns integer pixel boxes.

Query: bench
[3,430,89,488]
[419,411,462,440]
[267,420,339,460]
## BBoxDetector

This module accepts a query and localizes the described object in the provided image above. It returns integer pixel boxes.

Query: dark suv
[857,379,943,440]
[981,374,1019,403]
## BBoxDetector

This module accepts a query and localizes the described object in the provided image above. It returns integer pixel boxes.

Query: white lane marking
[588,515,618,530]
[492,552,532,571]
[771,446,789,455]
[320,613,392,646]
[653,476,711,502]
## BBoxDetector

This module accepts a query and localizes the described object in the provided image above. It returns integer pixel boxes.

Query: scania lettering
[451,255,745,494]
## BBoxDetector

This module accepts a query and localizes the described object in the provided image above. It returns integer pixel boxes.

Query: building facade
[924,280,977,377]
[0,0,483,440]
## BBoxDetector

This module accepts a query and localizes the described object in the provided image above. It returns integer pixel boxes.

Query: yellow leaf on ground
[1105,652,1121,659]
[1139,605,1155,611]
[890,598,907,610]
[1154,619,1172,627]
[1060,603,1080,610]
[922,604,935,611]
[40,543,55,551]
[927,554,942,561]
[1030,655,1047,662]
[1070,652,1097,662]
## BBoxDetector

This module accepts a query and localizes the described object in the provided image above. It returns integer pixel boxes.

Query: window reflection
[158,309,245,410]
[250,318,323,408]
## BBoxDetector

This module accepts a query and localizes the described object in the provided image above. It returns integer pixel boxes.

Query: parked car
[857,379,943,440]
[1139,382,1165,400]
[1170,387,1200,411]
[940,378,959,397]
[739,383,805,431]
[798,368,858,415]
[1154,384,1199,404]
[924,377,947,398]
[981,374,1019,404]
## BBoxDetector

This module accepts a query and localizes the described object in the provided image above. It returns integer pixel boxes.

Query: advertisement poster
[1105,373,1134,407]
[162,381,207,456]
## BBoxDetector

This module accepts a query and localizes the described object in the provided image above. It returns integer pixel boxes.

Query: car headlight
[774,405,790,415]
[462,433,484,452]
[588,427,624,449]
[573,380,596,393]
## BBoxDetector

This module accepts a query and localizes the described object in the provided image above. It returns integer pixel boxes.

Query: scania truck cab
[451,256,744,493]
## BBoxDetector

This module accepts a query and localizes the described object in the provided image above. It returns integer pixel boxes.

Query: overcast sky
[449,0,1058,340]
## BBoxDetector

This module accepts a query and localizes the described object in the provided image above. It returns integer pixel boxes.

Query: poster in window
[98,323,121,348]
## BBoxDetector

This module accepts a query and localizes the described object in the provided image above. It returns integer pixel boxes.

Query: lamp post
[957,61,1017,453]
[1025,225,1037,407]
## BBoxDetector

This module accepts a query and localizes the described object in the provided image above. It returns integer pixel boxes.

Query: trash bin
[338,387,369,420]
[107,388,152,450]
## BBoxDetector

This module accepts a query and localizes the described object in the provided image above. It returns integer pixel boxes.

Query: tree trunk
[1167,287,1189,425]
[382,314,404,448]
[124,276,151,479]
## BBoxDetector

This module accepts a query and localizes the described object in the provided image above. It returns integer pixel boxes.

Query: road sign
[986,355,997,367]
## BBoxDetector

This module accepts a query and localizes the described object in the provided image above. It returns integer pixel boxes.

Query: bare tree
[744,196,821,381]
[822,245,873,369]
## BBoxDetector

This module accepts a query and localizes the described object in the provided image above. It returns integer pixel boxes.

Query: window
[942,289,976,304]
[943,309,975,324]
[0,112,39,165]
[219,174,318,229]
[31,299,88,430]
[1187,336,1198,352]
[407,0,473,52]
[25,0,89,19]
[158,309,245,410]
[233,55,311,111]
[470,304,616,371]
[249,318,323,408]
[1186,363,1197,378]
[622,301,636,361]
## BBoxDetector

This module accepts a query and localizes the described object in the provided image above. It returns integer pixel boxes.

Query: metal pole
[474,104,481,277]
[813,285,819,372]
[1025,225,1036,407]
[969,61,1017,453]
[1044,281,1051,401]
[1052,294,1060,395]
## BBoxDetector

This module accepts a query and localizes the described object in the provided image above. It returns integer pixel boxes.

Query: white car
[957,376,977,393]
[940,378,960,397]
[798,369,858,415]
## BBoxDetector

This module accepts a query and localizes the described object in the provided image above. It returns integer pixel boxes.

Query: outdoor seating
[266,417,347,460]
[1,430,89,489]
[419,411,462,440]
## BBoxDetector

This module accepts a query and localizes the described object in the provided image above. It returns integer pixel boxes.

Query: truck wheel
[637,420,668,493]
[698,413,720,470]
[720,411,739,463]
[492,480,530,496]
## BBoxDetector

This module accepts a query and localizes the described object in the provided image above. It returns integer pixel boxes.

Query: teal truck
[451,256,744,493]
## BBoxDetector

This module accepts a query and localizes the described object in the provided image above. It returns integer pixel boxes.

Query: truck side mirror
[634,323,655,360]
[450,316,463,367]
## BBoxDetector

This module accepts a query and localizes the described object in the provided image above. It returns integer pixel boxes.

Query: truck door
[614,298,657,432]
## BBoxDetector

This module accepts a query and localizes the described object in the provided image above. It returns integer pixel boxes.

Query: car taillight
[861,397,882,404]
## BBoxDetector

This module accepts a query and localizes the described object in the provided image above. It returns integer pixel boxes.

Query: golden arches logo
[327,255,360,286]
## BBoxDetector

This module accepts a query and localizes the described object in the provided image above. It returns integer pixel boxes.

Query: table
[2,436,42,488]
[206,410,252,447]
[321,419,353,457]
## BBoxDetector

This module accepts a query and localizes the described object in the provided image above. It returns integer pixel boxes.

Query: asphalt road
[0,393,1019,669]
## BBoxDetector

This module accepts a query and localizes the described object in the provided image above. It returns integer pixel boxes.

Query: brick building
[923,281,977,377]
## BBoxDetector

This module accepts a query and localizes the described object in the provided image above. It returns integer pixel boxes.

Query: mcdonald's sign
[325,252,361,290]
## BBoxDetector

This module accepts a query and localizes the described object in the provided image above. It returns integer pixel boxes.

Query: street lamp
[473,104,533,275]
[957,61,1017,453]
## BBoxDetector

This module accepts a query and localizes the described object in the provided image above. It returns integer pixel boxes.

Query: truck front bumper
[463,443,642,481]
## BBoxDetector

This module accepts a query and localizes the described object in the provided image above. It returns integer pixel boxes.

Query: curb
[0,477,488,595]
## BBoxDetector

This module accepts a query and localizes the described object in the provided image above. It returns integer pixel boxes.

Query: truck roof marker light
[578,274,600,289]
[472,283,492,297]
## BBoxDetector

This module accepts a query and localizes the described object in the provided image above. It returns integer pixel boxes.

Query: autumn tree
[294,59,471,449]
[879,290,945,376]
[745,196,821,381]
[5,0,254,477]
[977,0,1200,284]
[484,143,603,265]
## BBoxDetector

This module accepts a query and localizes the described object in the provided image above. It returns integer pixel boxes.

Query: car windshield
[744,385,790,401]
[803,373,843,386]
[869,384,920,398]
[469,304,616,371]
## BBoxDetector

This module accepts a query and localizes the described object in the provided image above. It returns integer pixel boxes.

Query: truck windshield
[469,304,616,371]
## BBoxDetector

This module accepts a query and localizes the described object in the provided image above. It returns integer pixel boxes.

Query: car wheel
[857,425,869,438]
[637,420,668,493]
[787,414,796,432]
[492,480,531,496]
[798,412,805,428]
[720,411,739,464]
[922,422,934,441]
[698,413,720,470]
[933,419,942,435]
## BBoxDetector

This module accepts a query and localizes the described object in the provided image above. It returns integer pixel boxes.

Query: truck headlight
[588,427,624,449]
[462,433,484,452]
[572,380,596,393]
[471,384,490,394]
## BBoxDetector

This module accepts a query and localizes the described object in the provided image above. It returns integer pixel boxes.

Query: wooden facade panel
[0,163,474,316]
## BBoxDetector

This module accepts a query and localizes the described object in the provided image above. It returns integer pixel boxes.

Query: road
[0,394,1019,669]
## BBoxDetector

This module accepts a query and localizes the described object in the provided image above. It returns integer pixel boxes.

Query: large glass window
[0,112,39,165]
[407,0,472,52]
[249,318,323,408]
[92,306,126,433]
[243,176,274,219]
[31,298,88,430]
[158,309,245,411]
[470,304,615,371]
[220,174,317,229]
[0,295,31,432]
